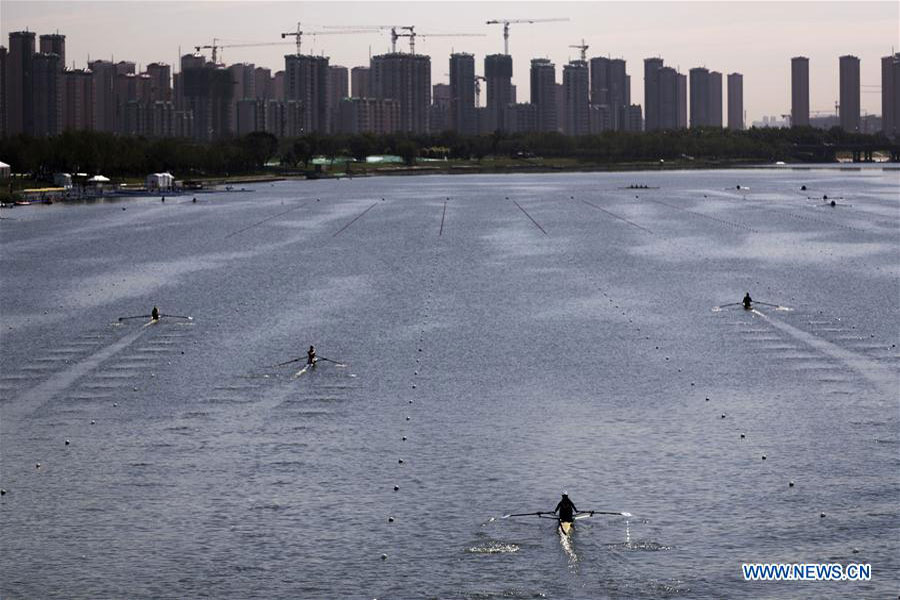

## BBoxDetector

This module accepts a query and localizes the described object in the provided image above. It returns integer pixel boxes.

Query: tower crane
[280,22,371,56]
[194,38,295,65]
[569,39,589,62]
[485,18,569,55]
[323,24,484,54]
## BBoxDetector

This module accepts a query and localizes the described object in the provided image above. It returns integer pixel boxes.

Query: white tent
[146,172,174,191]
[87,175,110,183]
[0,161,10,180]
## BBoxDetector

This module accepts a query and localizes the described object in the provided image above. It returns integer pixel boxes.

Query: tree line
[0,126,892,182]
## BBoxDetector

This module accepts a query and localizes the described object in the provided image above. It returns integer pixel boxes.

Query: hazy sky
[2,1,897,122]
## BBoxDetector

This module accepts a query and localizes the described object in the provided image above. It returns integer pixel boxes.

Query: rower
[742,292,752,310]
[151,306,160,320]
[554,492,578,525]
[307,345,317,366]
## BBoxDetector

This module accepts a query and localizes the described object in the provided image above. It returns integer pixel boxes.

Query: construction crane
[398,26,485,55]
[194,38,294,65]
[280,22,371,56]
[569,39,589,61]
[485,18,569,55]
[323,24,484,54]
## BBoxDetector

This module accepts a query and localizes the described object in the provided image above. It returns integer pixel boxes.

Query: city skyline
[1,1,896,123]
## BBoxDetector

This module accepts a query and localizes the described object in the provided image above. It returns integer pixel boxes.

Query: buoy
[381,554,388,560]
[402,436,407,441]
[705,397,710,401]
[820,512,825,518]
[393,485,399,491]
[65,439,70,446]
[762,455,767,460]
[90,420,96,425]
[406,416,410,421]
[411,384,416,389]
[789,481,794,487]
[740,433,745,439]
[398,459,404,464]
[0,489,6,495]
[36,463,41,469]
[388,517,394,523]
[113,403,118,407]
[721,414,726,419]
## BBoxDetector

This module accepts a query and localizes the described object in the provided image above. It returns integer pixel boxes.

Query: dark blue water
[1,168,898,598]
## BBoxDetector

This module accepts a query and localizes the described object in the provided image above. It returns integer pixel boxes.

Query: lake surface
[1,168,898,599]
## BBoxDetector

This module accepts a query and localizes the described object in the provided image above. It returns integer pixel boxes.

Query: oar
[502,511,553,519]
[715,302,742,309]
[160,313,193,320]
[318,356,346,366]
[118,314,152,321]
[752,301,782,308]
[579,510,633,517]
[274,356,305,367]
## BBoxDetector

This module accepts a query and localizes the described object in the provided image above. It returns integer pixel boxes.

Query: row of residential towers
[2,28,898,139]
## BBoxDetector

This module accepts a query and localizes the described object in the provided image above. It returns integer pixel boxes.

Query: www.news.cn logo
[742,563,872,582]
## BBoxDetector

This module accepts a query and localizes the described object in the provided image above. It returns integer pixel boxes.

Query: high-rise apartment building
[370,53,431,133]
[327,65,348,132]
[284,53,329,134]
[643,57,664,131]
[228,63,256,134]
[39,33,65,68]
[675,71,687,129]
[689,67,709,128]
[430,82,450,132]
[7,31,36,135]
[530,58,557,132]
[145,63,171,102]
[449,53,476,135]
[504,103,537,133]
[563,60,589,135]
[254,67,273,100]
[590,56,630,130]
[689,68,722,127]
[622,104,643,132]
[337,97,400,134]
[727,72,743,130]
[791,56,809,127]
[484,54,512,132]
[839,55,860,132]
[32,52,62,136]
[62,68,93,131]
[89,60,117,132]
[883,53,900,138]
[351,66,370,98]
[0,46,6,137]
[708,71,722,127]
[181,54,235,140]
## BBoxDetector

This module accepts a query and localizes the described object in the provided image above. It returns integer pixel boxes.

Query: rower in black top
[555,492,578,523]
[307,345,317,366]
[742,292,752,310]
[151,306,160,320]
